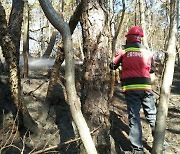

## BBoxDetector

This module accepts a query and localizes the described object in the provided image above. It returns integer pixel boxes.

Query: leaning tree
[152,0,178,153]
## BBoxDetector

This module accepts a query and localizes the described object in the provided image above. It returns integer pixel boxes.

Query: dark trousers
[125,90,157,151]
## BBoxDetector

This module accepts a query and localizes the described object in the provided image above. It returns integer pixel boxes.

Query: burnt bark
[0,1,38,135]
[80,1,111,153]
[45,46,65,115]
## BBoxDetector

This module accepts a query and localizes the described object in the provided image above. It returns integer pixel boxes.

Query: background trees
[0,0,179,154]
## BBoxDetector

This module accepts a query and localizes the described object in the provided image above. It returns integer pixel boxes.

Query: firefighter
[109,26,157,154]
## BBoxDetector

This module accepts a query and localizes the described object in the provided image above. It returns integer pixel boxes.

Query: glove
[109,62,119,70]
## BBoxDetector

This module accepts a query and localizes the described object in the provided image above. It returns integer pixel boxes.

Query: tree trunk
[45,0,83,118]
[0,1,38,135]
[80,1,111,153]
[42,31,58,58]
[38,1,97,153]
[109,0,125,98]
[139,0,149,48]
[8,0,23,54]
[152,0,178,153]
[45,46,65,119]
[23,0,29,78]
[112,0,125,54]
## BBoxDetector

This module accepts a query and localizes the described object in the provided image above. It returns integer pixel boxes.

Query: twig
[32,124,103,154]
[32,145,58,154]
[42,130,59,150]
[21,132,28,154]
[152,90,160,96]
[0,144,21,153]
[27,81,46,95]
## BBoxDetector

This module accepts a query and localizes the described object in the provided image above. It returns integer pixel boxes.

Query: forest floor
[0,63,179,154]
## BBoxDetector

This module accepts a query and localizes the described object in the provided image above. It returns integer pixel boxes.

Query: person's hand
[109,62,119,70]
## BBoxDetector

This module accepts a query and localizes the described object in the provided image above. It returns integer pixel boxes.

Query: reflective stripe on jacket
[116,43,154,92]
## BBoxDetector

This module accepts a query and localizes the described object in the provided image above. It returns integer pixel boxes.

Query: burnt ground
[0,65,179,154]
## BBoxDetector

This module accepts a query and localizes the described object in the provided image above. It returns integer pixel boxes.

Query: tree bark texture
[152,0,178,153]
[38,1,98,153]
[8,0,23,56]
[0,1,38,135]
[81,1,111,153]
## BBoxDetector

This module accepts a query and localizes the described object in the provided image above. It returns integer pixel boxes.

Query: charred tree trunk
[42,31,58,58]
[8,0,23,54]
[0,1,38,135]
[44,46,65,118]
[80,1,111,153]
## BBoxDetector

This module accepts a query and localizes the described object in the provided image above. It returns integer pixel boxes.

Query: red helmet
[125,26,144,37]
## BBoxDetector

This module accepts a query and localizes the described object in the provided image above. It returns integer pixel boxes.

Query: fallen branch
[27,81,47,95]
[152,90,160,96]
[31,124,103,154]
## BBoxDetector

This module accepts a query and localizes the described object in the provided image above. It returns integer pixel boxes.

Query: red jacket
[112,43,155,92]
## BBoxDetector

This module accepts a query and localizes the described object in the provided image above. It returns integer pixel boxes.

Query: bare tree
[38,0,97,153]
[152,0,178,153]
[139,0,149,48]
[23,0,29,77]
[112,0,125,54]
[109,0,125,98]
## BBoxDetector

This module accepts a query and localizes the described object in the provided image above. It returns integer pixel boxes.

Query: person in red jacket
[110,26,156,154]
